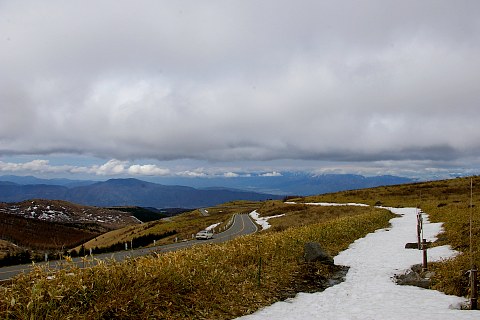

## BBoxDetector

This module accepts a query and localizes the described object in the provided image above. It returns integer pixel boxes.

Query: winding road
[0,213,258,281]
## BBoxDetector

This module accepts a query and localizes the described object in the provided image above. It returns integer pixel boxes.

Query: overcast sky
[1,1,479,180]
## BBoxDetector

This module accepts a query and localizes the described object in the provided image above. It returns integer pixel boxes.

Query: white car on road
[195,230,214,240]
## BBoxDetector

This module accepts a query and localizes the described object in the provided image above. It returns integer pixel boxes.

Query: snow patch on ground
[285,201,369,207]
[205,222,221,231]
[249,210,286,230]
[238,205,479,319]
[0,202,136,225]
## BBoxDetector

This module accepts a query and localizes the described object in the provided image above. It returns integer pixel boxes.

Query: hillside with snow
[0,199,141,259]
[239,205,479,320]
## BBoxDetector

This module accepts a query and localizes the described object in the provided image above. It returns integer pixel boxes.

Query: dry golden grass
[0,240,22,259]
[78,224,143,250]
[0,206,394,319]
[257,201,378,232]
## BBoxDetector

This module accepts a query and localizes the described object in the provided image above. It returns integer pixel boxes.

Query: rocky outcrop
[394,264,434,289]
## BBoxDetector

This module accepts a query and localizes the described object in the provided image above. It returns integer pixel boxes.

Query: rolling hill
[0,178,281,208]
[0,199,141,264]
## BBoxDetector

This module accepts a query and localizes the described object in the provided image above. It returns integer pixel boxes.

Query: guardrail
[223,213,236,232]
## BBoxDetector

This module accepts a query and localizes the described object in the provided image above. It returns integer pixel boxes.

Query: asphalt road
[0,213,258,281]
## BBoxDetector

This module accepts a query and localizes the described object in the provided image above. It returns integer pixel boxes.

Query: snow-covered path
[238,207,480,320]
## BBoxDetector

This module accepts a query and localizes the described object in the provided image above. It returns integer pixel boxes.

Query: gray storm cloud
[1,0,479,165]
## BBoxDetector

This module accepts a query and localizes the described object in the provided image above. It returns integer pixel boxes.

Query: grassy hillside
[304,176,480,297]
[77,201,260,251]
[1,202,393,319]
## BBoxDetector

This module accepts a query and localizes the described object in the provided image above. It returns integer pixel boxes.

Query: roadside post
[257,257,262,287]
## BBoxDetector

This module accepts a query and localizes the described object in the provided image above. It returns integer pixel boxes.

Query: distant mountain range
[0,175,95,187]
[143,172,414,196]
[0,173,414,208]
[0,177,282,208]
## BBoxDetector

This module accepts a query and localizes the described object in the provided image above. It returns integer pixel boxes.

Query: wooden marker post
[422,239,428,271]
[257,257,262,287]
[417,210,422,250]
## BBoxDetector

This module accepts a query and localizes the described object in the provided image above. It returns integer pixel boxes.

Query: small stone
[394,268,431,289]
[304,242,334,265]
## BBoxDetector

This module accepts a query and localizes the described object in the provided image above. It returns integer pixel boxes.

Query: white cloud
[223,172,239,178]
[0,160,71,173]
[127,164,170,176]
[93,160,127,175]
[0,159,171,177]
[176,170,208,178]
[87,160,171,177]
[260,171,282,177]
